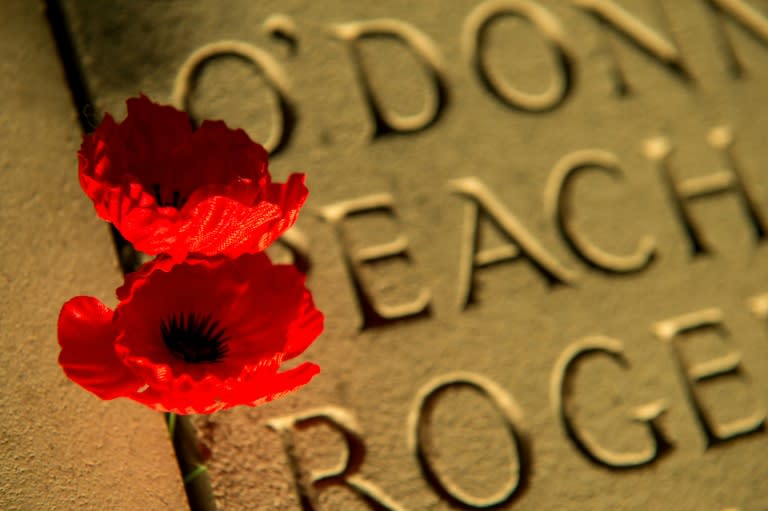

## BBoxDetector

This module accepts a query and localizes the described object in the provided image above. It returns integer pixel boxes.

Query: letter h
[643,126,767,255]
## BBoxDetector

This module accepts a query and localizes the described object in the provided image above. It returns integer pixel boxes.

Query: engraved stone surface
[0,2,188,509]
[59,1,768,509]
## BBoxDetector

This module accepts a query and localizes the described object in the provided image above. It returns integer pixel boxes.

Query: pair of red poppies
[58,96,323,414]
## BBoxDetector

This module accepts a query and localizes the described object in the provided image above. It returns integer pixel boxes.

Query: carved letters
[169,1,768,506]
[321,127,765,324]
[320,124,765,322]
[172,1,768,140]
[407,372,530,508]
[331,19,449,137]
[319,194,431,329]
[643,127,767,255]
[270,299,768,507]
[450,177,577,309]
[268,407,407,511]
[462,0,576,111]
[551,336,672,468]
[171,40,296,155]
[706,0,768,77]
[544,149,656,273]
[652,308,766,448]
[573,0,691,95]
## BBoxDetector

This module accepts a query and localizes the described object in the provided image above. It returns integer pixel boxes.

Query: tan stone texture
[58,1,768,510]
[0,2,188,510]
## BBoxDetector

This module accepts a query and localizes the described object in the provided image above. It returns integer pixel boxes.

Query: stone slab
[0,2,188,510]
[59,1,768,510]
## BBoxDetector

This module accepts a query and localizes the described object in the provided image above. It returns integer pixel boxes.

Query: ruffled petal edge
[58,296,142,400]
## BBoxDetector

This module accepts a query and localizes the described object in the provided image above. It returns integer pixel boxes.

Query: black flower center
[160,313,228,363]
[152,184,187,209]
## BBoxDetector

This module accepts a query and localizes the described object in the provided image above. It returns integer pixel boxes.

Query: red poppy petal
[114,255,253,380]
[115,97,195,192]
[115,255,177,301]
[165,174,307,259]
[78,114,117,187]
[115,193,280,259]
[128,374,224,415]
[117,350,179,390]
[126,358,313,415]
[266,173,308,221]
[190,119,270,185]
[78,116,127,220]
[81,176,181,257]
[58,297,142,399]
[283,290,324,360]
[258,173,308,249]
[124,95,193,155]
[220,260,314,362]
[177,196,282,258]
[110,184,182,254]
[220,362,321,411]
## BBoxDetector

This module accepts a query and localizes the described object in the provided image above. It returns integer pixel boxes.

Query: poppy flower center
[152,184,187,209]
[160,313,228,363]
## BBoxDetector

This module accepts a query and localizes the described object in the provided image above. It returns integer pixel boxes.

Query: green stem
[184,464,208,485]
[166,412,177,438]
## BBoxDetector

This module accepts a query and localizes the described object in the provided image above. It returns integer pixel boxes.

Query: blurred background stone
[0,1,188,510]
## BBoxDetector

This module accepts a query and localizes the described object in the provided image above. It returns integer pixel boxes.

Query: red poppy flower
[78,95,307,259]
[57,253,322,414]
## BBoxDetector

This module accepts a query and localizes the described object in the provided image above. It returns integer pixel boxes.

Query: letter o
[462,0,576,112]
[171,40,296,155]
[407,372,530,509]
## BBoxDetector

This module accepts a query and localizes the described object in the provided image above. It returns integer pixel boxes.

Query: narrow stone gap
[43,2,215,509]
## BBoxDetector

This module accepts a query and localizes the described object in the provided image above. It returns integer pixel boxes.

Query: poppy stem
[183,464,209,485]
[166,412,177,438]
[167,413,216,510]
